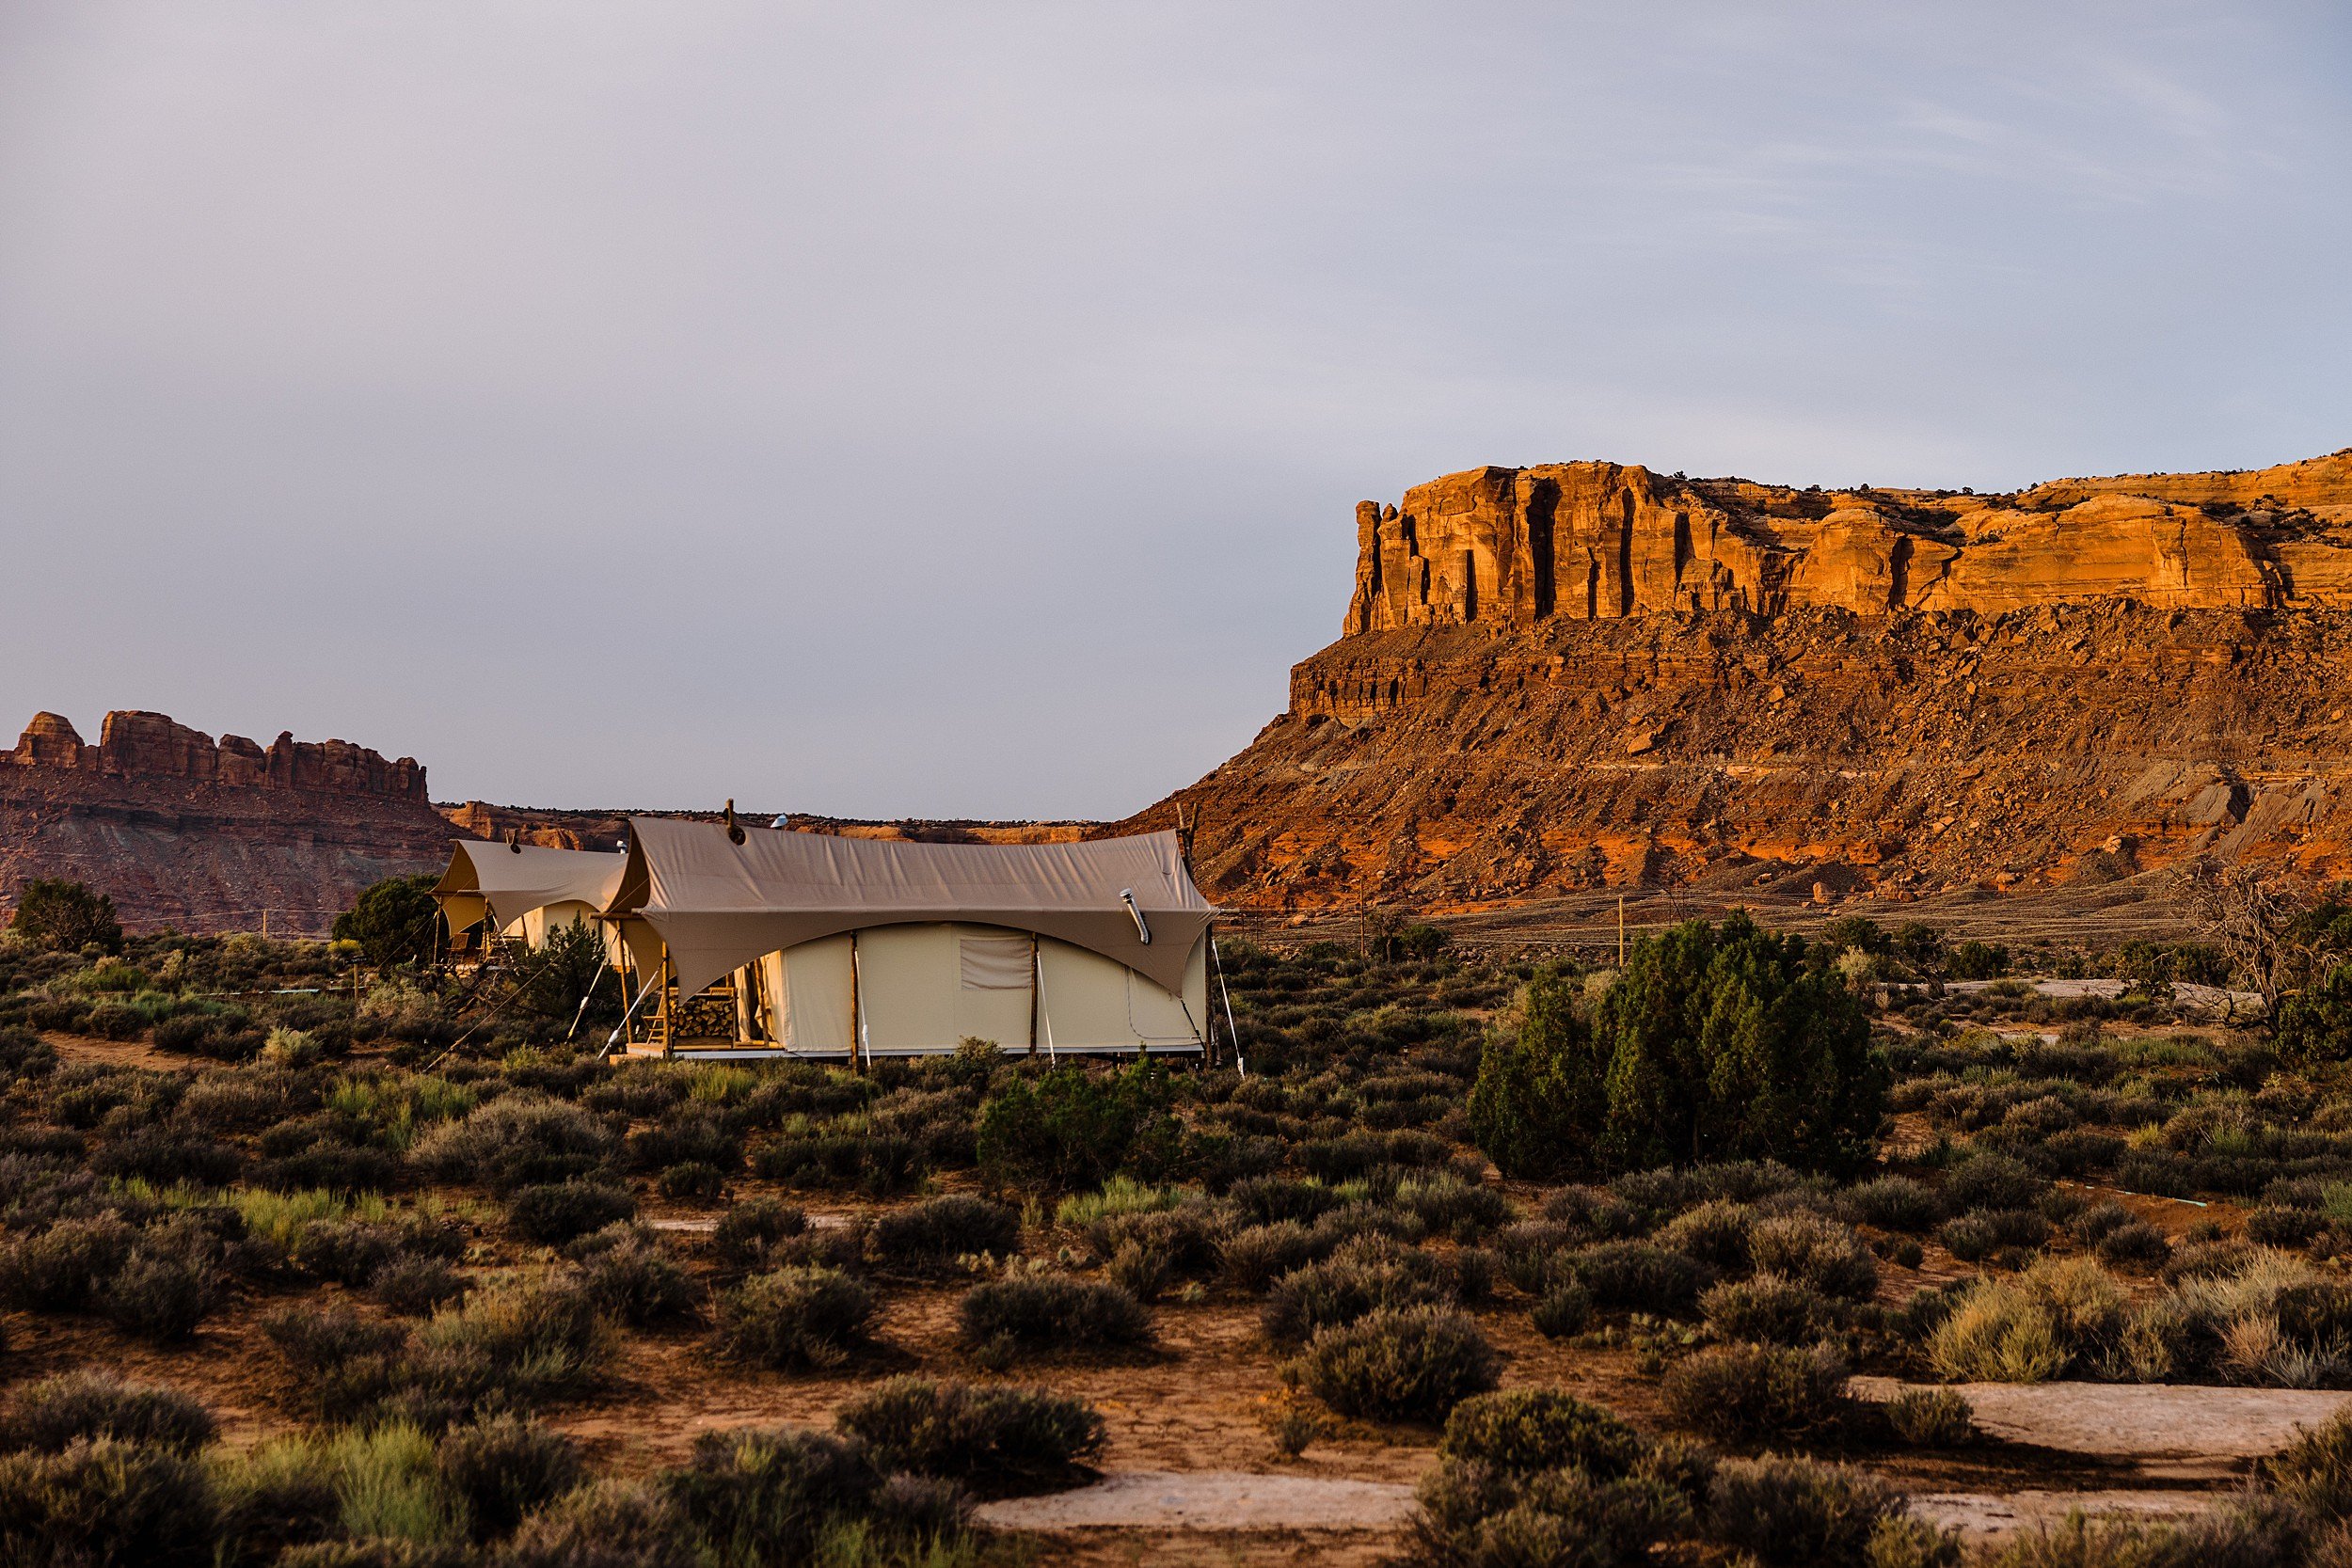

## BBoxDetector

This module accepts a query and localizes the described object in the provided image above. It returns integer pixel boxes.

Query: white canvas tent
[431,840,628,953]
[601,817,1222,1062]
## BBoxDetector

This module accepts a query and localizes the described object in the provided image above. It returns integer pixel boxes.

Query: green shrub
[659,1425,973,1568]
[975,1065,1177,1193]
[412,1094,618,1193]
[567,1227,696,1325]
[0,1371,216,1453]
[1661,1342,1851,1442]
[752,1130,923,1195]
[871,1195,1022,1270]
[1288,1307,1500,1424]
[1701,1273,1844,1345]
[1438,1388,1643,1476]
[9,879,124,954]
[957,1274,1149,1354]
[1658,1199,1757,1271]
[0,1438,214,1567]
[1746,1212,1879,1301]
[1470,918,1887,1179]
[657,1162,728,1201]
[1532,1282,1593,1339]
[1945,1152,2048,1212]
[326,1419,465,1547]
[505,1180,637,1246]
[709,1197,805,1270]
[1884,1387,1976,1448]
[1219,1221,1329,1292]
[2095,1222,2171,1269]
[373,1257,469,1318]
[437,1415,582,1543]
[834,1376,1105,1495]
[2265,1406,2352,1520]
[104,1249,221,1342]
[1262,1238,1459,1343]
[1705,1454,1908,1568]
[209,1436,343,1567]
[0,1214,136,1309]
[333,876,441,968]
[495,1481,691,1568]
[1948,941,2009,981]
[716,1266,874,1370]
[1567,1241,1713,1314]
[1925,1258,2123,1384]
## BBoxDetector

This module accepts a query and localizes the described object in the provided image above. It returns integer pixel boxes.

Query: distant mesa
[1133,448,2352,913]
[0,709,444,936]
[7,709,427,800]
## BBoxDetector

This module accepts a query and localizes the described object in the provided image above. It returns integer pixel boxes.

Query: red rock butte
[1126,449,2352,912]
[0,711,444,935]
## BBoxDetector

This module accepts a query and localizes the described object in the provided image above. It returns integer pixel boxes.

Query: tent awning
[607,817,1216,997]
[432,840,628,938]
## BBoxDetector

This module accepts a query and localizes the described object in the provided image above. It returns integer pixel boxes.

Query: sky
[2,4,2347,818]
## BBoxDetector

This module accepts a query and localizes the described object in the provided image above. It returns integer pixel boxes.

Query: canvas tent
[602,817,1223,1061]
[431,840,628,952]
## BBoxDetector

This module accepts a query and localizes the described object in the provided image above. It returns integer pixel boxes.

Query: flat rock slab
[1855,1378,2352,1461]
[976,1471,1417,1532]
[1915,1490,2214,1541]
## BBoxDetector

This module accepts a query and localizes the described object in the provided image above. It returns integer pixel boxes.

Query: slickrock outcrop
[0,711,446,935]
[1133,450,2352,910]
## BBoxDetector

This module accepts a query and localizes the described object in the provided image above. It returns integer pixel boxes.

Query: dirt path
[1853,1378,2351,1473]
[976,1471,1416,1530]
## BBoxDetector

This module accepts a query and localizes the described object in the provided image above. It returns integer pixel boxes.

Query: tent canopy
[432,840,628,939]
[607,817,1216,998]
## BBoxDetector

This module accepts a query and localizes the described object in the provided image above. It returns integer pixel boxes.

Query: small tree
[1947,940,2009,980]
[333,874,441,967]
[1469,915,1886,1179]
[975,1065,1178,1193]
[7,879,123,954]
[517,918,621,1035]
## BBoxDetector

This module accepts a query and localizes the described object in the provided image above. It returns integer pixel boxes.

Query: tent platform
[610,1041,1206,1064]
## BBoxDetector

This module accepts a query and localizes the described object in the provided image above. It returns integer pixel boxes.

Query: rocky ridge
[1130,450,2352,911]
[0,712,447,935]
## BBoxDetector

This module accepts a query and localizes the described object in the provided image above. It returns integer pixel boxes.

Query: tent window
[960,937,1032,990]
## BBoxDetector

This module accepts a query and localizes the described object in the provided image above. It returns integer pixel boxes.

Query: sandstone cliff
[1136,450,2352,911]
[0,712,447,935]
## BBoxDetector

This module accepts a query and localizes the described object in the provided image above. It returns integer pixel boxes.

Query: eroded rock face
[1,710,444,935]
[1136,449,2352,910]
[1345,451,2352,633]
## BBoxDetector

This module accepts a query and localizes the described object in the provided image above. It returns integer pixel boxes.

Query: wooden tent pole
[1026,934,1040,1055]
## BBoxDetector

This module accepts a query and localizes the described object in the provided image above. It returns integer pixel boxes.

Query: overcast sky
[2,5,2346,817]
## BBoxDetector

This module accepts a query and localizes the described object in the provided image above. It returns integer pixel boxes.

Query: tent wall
[756,936,855,1053]
[734,922,1204,1055]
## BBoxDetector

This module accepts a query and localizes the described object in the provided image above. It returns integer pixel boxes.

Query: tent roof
[608,817,1216,997]
[432,840,628,937]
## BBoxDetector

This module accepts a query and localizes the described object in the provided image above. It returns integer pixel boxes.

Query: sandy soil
[977,1471,1416,1530]
[1854,1378,2351,1473]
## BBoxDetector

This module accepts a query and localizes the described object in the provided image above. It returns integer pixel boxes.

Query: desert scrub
[504,1179,637,1245]
[659,1425,980,1568]
[437,1413,583,1542]
[0,1437,215,1568]
[1564,1241,1714,1314]
[1700,1273,1846,1346]
[0,1370,216,1453]
[1288,1306,1500,1423]
[1844,1175,1947,1233]
[1261,1236,1465,1343]
[834,1376,1105,1495]
[1437,1388,1644,1476]
[709,1196,806,1270]
[957,1273,1150,1355]
[411,1092,618,1192]
[1705,1454,1921,1568]
[871,1194,1023,1271]
[1883,1386,1976,1448]
[1744,1212,1878,1300]
[717,1265,875,1370]
[1926,1255,2127,1383]
[566,1224,697,1325]
[1661,1342,1852,1442]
